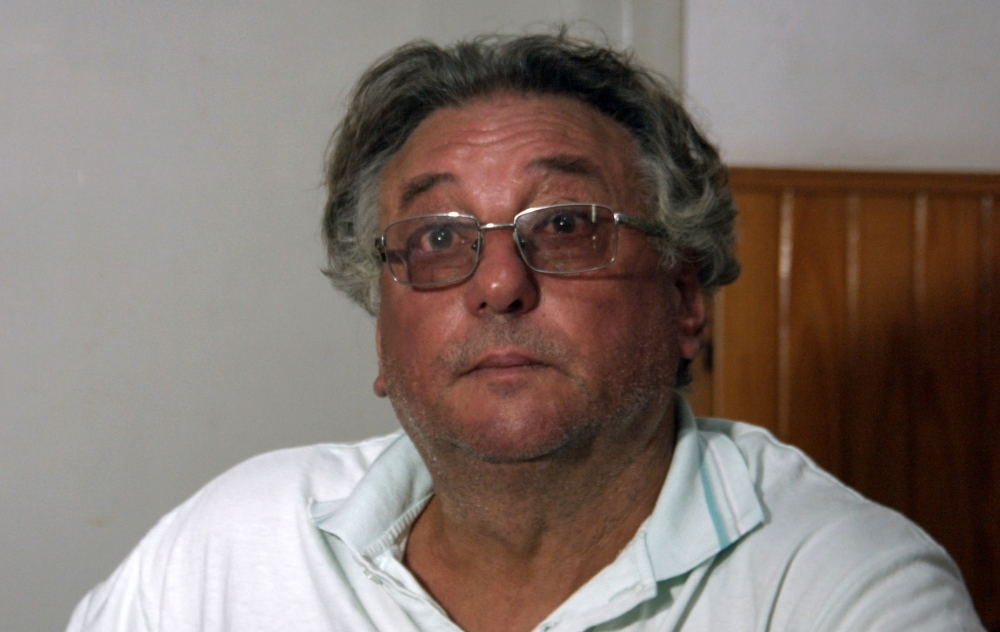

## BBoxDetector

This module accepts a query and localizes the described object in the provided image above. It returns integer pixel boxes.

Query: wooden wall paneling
[785,192,848,475]
[729,168,1000,196]
[976,194,999,626]
[843,194,915,514]
[911,194,984,616]
[724,168,1000,628]
[708,191,781,433]
[777,191,794,442]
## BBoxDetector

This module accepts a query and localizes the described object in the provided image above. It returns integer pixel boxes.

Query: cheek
[614,298,675,366]
[547,279,676,372]
[377,289,463,380]
[378,286,422,376]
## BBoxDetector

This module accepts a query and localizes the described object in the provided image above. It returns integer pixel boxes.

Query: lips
[464,350,547,375]
[443,325,569,381]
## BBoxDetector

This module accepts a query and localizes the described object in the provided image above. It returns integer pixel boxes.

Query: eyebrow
[399,172,455,209]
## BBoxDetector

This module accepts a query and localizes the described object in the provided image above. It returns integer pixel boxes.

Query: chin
[448,415,599,464]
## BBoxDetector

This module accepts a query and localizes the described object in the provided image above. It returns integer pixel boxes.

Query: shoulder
[66,432,404,632]
[189,432,403,511]
[693,418,983,631]
[697,417,877,517]
[696,416,940,552]
[147,431,405,554]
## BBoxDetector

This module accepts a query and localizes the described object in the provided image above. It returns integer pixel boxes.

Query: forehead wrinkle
[384,96,640,219]
[527,154,608,188]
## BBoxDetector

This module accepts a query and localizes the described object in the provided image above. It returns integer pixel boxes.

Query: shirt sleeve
[766,507,988,632]
[809,541,986,632]
[65,527,160,632]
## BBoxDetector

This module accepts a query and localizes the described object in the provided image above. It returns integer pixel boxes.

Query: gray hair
[322,31,739,318]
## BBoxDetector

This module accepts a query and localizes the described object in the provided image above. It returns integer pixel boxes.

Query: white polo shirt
[67,400,985,631]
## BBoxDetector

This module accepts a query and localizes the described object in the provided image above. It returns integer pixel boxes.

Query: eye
[406,219,471,254]
[423,224,455,250]
[549,212,580,234]
[534,208,597,238]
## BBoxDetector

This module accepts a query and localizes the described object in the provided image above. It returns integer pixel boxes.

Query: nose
[463,229,540,316]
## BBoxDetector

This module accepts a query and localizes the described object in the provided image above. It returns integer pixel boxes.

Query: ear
[373,318,388,398]
[673,263,707,360]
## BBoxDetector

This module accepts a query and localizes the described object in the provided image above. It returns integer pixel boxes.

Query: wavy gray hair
[322,32,739,318]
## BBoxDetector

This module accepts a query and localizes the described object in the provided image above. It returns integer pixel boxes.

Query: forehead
[378,93,640,215]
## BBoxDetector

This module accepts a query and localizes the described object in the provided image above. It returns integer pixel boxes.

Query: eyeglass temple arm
[615,213,669,239]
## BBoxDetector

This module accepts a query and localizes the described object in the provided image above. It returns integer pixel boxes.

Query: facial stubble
[381,315,678,467]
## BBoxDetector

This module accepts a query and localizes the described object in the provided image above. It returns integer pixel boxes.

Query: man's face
[375,93,703,464]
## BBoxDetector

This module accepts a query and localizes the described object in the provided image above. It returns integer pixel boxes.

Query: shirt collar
[313,432,433,560]
[642,397,765,580]
[313,397,765,582]
[543,399,765,629]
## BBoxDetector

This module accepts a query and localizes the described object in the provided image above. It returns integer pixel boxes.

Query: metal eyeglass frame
[374,203,668,287]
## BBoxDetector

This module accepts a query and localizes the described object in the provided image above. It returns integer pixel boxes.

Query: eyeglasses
[375,203,667,287]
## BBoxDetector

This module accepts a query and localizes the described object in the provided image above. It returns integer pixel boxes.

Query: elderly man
[68,33,984,631]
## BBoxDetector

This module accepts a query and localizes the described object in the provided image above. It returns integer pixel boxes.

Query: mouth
[464,350,549,376]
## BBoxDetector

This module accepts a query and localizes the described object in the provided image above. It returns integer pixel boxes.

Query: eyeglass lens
[381,204,619,287]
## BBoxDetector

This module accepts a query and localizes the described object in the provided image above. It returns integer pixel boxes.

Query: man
[68,33,984,631]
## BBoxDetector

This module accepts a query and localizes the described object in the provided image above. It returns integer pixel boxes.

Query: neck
[403,398,677,632]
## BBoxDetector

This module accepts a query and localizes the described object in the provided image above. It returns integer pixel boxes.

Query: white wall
[684,0,1000,170]
[0,2,681,630]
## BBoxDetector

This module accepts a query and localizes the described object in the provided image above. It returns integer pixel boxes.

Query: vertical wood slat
[910,194,929,518]
[845,195,860,381]
[701,168,1000,629]
[912,194,983,613]
[845,194,914,513]
[785,193,848,473]
[844,196,860,485]
[777,191,794,441]
[981,194,1000,626]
